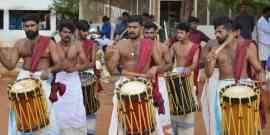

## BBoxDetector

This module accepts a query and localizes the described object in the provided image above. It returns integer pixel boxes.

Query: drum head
[120,80,147,95]
[223,85,255,98]
[10,78,39,94]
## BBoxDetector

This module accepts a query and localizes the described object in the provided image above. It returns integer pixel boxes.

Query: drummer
[143,21,173,134]
[106,15,172,135]
[0,14,64,135]
[169,22,200,135]
[205,16,266,135]
[53,20,89,135]
[76,19,99,135]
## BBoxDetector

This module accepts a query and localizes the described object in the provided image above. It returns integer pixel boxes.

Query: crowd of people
[0,3,270,135]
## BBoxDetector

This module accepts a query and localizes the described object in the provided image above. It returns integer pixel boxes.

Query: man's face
[23,20,39,40]
[79,30,89,40]
[59,27,73,43]
[176,29,189,41]
[190,22,198,30]
[144,28,156,40]
[215,25,230,44]
[240,5,248,14]
[127,22,142,39]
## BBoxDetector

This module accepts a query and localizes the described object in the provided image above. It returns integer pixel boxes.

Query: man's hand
[40,68,52,80]
[146,66,158,79]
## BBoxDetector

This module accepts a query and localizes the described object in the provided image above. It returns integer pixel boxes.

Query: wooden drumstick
[214,34,235,55]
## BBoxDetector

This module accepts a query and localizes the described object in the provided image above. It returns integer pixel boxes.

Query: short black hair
[122,12,129,17]
[262,6,270,14]
[22,14,39,24]
[176,22,191,32]
[144,21,158,30]
[213,16,233,30]
[188,16,199,23]
[58,20,75,33]
[76,20,90,31]
[102,16,110,22]
[127,15,143,25]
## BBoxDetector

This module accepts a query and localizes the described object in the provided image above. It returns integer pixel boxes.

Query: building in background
[0,0,56,46]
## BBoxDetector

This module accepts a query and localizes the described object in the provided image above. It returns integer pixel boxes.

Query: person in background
[101,16,112,39]
[234,3,255,40]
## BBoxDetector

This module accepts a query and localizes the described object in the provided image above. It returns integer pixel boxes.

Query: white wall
[0,0,56,47]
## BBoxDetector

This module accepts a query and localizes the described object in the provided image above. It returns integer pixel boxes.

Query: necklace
[130,43,138,57]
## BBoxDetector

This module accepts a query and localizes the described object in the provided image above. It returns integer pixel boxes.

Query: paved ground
[1,74,270,135]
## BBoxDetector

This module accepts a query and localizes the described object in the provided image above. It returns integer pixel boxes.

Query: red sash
[136,39,154,73]
[136,38,165,114]
[82,39,94,57]
[30,36,50,72]
[185,43,200,87]
[233,40,250,82]
[233,40,267,127]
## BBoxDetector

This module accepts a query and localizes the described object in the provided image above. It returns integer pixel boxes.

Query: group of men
[0,4,270,135]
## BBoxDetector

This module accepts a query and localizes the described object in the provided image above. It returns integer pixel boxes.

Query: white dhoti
[54,71,86,135]
[170,67,198,135]
[201,71,252,135]
[109,77,161,135]
[8,70,60,135]
[258,43,270,61]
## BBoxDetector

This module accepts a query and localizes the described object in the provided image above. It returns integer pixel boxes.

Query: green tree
[50,0,79,21]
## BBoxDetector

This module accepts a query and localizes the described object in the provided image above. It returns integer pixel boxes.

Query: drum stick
[164,21,168,40]
[214,34,234,55]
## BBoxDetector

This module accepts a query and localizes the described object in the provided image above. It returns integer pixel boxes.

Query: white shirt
[257,16,270,45]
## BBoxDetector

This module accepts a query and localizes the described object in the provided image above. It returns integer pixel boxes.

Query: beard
[128,32,139,39]
[217,35,228,44]
[62,36,71,43]
[25,31,39,40]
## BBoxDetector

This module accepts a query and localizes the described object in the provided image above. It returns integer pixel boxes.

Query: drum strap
[136,38,154,73]
[82,39,95,58]
[234,40,251,82]
[30,36,51,72]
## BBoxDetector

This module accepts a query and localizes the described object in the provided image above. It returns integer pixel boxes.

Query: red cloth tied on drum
[234,40,267,128]
[136,38,165,114]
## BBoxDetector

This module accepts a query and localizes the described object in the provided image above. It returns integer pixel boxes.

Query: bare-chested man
[169,22,200,135]
[76,19,100,135]
[0,15,63,135]
[143,21,173,134]
[52,20,89,135]
[205,16,265,135]
[107,15,172,135]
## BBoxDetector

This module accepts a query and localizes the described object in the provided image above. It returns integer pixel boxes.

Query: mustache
[128,32,136,35]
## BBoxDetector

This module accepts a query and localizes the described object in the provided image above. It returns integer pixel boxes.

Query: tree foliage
[50,0,80,20]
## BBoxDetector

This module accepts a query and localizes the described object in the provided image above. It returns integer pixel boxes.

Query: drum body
[8,78,49,133]
[80,71,100,115]
[220,84,261,135]
[164,71,198,115]
[116,78,156,135]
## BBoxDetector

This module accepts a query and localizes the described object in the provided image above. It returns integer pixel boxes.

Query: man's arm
[0,42,20,70]
[152,42,172,73]
[73,42,89,71]
[105,42,120,74]
[191,49,199,71]
[205,48,217,78]
[90,43,97,68]
[247,43,266,83]
[48,40,65,73]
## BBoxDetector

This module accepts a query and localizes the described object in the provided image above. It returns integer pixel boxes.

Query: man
[53,20,89,135]
[257,6,270,66]
[101,16,112,39]
[107,15,171,135]
[77,19,100,135]
[169,22,200,135]
[0,15,63,135]
[188,16,210,45]
[114,12,129,39]
[205,16,266,135]
[234,3,255,40]
[143,21,173,134]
